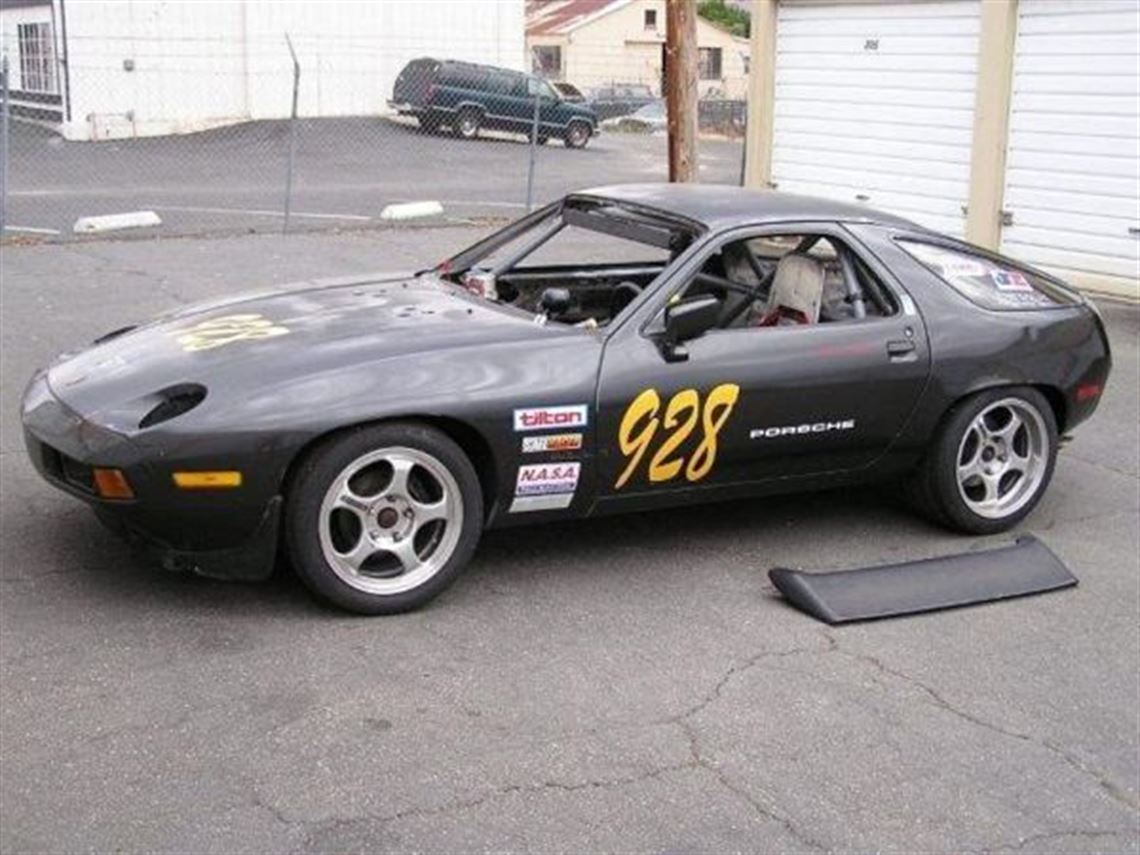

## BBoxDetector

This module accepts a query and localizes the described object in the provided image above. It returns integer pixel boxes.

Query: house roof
[526,0,632,36]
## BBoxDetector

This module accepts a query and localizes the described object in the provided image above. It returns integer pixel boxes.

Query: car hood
[45,272,553,430]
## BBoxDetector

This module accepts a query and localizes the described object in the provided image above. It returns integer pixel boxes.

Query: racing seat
[753,254,825,326]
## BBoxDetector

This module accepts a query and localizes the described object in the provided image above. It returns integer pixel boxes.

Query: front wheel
[563,121,592,149]
[908,387,1057,534]
[285,422,483,614]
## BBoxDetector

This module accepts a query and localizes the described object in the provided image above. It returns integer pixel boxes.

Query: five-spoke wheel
[909,387,1057,534]
[287,423,482,614]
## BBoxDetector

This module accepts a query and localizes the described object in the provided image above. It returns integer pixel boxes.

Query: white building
[0,0,525,140]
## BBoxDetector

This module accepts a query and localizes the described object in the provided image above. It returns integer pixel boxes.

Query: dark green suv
[390,58,599,148]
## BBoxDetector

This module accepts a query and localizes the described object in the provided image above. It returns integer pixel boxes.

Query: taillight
[1075,383,1102,402]
[425,83,436,102]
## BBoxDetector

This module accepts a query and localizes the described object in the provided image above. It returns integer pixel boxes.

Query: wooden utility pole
[665,0,698,182]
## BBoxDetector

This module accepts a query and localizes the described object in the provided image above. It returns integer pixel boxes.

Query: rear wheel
[286,422,483,614]
[454,107,482,140]
[908,387,1057,534]
[563,121,591,149]
[417,114,442,134]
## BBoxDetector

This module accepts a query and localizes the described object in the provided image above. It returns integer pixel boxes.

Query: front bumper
[22,371,281,581]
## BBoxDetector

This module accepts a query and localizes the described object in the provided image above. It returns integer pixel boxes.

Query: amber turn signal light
[93,468,135,500]
[172,471,243,490]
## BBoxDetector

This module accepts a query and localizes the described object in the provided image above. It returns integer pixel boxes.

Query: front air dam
[769,535,1077,624]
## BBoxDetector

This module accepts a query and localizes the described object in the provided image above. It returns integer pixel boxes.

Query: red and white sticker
[522,433,583,453]
[513,404,588,432]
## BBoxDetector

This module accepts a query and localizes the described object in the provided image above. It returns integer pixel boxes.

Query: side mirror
[660,294,720,362]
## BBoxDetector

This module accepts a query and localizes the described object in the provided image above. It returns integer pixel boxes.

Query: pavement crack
[674,718,828,853]
[978,827,1138,853]
[672,633,839,723]
[839,647,1140,814]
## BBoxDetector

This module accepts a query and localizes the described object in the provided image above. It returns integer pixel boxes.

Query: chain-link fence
[0,29,747,243]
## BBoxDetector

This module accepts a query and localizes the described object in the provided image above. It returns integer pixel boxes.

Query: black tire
[285,422,483,615]
[536,135,549,145]
[907,386,1057,535]
[453,107,482,140]
[563,121,591,149]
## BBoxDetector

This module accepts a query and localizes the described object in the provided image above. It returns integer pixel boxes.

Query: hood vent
[138,383,207,430]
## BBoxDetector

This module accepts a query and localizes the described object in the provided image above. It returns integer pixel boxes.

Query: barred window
[18,22,57,94]
[698,47,722,81]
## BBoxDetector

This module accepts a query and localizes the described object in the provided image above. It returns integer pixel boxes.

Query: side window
[898,240,1077,310]
[677,234,897,328]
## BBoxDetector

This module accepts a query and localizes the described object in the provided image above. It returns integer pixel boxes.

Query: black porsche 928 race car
[23,185,1111,614]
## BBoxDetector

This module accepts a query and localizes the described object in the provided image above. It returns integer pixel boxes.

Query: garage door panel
[776,115,974,147]
[774,148,969,182]
[1000,243,1140,281]
[1018,7,1139,35]
[778,14,978,37]
[1010,111,1139,139]
[1005,168,1138,200]
[776,34,977,56]
[777,52,978,73]
[1006,209,1140,247]
[780,0,979,22]
[775,99,973,130]
[1013,72,1139,97]
[1013,53,1140,76]
[1001,0,1140,286]
[1004,187,1140,221]
[1006,149,1139,180]
[772,161,967,201]
[1008,129,1139,158]
[776,130,972,163]
[1005,228,1138,263]
[1013,92,1140,117]
[1016,32,1139,56]
[777,68,976,92]
[776,83,976,111]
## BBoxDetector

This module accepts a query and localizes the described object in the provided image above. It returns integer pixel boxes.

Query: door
[525,77,562,133]
[770,0,981,236]
[593,225,930,503]
[999,0,1139,298]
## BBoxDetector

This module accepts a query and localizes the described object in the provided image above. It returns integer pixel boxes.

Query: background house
[527,0,749,98]
[0,0,525,140]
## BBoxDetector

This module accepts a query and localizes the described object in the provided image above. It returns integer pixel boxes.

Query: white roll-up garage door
[771,0,980,236]
[1000,0,1139,295]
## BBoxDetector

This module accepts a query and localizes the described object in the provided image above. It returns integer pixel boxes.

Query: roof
[526,0,630,36]
[571,183,922,231]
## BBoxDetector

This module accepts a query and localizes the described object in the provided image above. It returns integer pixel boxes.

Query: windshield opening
[435,197,700,329]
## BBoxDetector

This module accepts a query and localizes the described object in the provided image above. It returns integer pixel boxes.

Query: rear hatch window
[394,59,439,104]
[898,240,1081,310]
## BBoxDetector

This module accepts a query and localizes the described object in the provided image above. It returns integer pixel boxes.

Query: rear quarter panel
[846,224,1111,448]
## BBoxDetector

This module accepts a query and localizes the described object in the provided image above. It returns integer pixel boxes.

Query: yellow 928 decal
[615,383,740,489]
[176,313,289,352]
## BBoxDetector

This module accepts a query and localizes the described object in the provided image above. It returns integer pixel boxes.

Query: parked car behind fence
[391,57,599,148]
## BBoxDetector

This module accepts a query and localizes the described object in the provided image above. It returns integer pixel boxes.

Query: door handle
[887,339,916,361]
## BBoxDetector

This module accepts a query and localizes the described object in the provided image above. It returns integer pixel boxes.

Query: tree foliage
[697,0,750,38]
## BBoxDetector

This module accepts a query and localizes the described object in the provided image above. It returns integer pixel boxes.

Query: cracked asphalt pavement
[1,227,1138,854]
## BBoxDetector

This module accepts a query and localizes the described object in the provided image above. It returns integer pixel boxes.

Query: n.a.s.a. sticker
[614,383,740,489]
[175,313,289,352]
